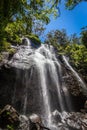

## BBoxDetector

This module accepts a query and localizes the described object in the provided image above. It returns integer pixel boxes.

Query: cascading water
[63,55,87,95]
[36,45,66,112]
[33,45,65,127]
[8,38,87,129]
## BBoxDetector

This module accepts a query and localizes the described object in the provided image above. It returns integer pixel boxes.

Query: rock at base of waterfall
[0,105,20,129]
[19,115,30,130]
[66,112,87,130]
[54,111,87,130]
[0,105,87,130]
[52,110,62,124]
[29,114,44,130]
[29,114,42,124]
[0,105,50,130]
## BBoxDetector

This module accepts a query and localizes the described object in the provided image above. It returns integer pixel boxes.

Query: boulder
[0,105,20,129]
[29,114,42,124]
[52,110,62,124]
[29,114,42,130]
[19,115,30,130]
[29,114,50,130]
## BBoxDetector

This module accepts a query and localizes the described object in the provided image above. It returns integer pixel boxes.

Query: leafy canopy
[0,0,60,44]
[65,0,87,9]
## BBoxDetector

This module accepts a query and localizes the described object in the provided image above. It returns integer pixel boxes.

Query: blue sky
[44,1,87,37]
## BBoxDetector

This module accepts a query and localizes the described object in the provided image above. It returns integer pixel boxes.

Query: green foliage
[0,39,16,58]
[8,48,16,55]
[0,40,11,52]
[7,125,14,130]
[6,111,11,115]
[5,21,24,44]
[80,27,87,48]
[0,0,60,40]
[0,0,60,50]
[45,29,69,45]
[69,33,80,44]
[65,0,87,9]
[0,54,3,61]
[45,29,87,82]
[32,20,45,36]
[64,43,87,82]
[0,0,25,39]
[65,44,87,66]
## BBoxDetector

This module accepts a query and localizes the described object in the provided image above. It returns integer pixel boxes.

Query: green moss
[6,111,11,115]
[10,34,21,44]
[8,48,16,54]
[0,40,16,59]
[0,40,11,52]
[25,34,41,45]
[0,53,3,61]
[7,125,14,130]
[5,22,22,45]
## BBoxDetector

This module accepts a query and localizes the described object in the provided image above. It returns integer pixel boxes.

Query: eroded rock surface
[0,105,87,130]
[52,110,87,130]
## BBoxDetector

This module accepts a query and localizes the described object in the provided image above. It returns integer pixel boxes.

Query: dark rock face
[0,45,44,114]
[61,64,87,111]
[0,64,43,114]
[0,66,16,108]
[12,67,43,114]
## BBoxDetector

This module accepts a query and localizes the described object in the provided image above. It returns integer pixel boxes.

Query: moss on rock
[0,40,11,52]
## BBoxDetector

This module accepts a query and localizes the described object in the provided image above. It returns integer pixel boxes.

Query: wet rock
[29,114,50,130]
[29,114,42,124]
[0,52,9,68]
[51,110,87,130]
[52,110,62,124]
[0,105,20,129]
[0,105,50,130]
[19,115,30,130]
[29,114,42,130]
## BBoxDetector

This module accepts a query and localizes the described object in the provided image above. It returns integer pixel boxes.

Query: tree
[80,27,87,48]
[65,0,87,9]
[0,0,60,41]
[69,33,80,44]
[45,29,69,45]
[32,20,45,36]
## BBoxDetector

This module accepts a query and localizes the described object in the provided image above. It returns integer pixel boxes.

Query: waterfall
[63,55,87,95]
[33,45,65,127]
[9,38,87,129]
[24,38,31,46]
[35,61,52,126]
